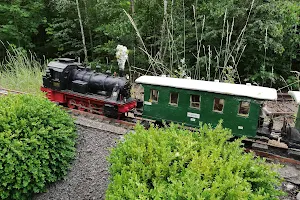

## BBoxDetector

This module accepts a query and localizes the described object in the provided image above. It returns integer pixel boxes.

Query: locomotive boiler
[41,58,136,118]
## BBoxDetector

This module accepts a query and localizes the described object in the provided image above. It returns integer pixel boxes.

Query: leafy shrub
[106,123,284,199]
[0,94,76,199]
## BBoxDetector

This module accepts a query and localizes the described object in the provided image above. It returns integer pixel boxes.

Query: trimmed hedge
[106,123,284,199]
[0,94,77,199]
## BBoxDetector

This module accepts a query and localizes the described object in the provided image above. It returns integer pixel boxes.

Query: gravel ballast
[33,125,120,200]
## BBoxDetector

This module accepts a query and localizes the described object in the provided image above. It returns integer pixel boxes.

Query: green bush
[0,94,77,199]
[106,123,284,200]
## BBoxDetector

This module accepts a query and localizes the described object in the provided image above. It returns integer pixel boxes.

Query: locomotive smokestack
[96,65,101,73]
[116,45,128,77]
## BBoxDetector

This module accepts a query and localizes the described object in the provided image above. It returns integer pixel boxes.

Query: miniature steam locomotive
[41,58,136,118]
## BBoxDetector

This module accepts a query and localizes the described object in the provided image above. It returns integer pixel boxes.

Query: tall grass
[0,46,45,95]
[125,0,255,83]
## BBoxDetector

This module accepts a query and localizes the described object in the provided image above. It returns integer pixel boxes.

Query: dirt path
[33,125,120,200]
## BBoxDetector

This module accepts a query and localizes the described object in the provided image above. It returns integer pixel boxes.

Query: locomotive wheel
[68,99,76,109]
[88,104,94,113]
[78,101,87,111]
[89,104,98,113]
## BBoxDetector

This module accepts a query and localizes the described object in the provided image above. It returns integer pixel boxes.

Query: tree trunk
[164,0,167,15]
[159,0,168,59]
[76,0,88,63]
[130,0,135,14]
[82,0,93,58]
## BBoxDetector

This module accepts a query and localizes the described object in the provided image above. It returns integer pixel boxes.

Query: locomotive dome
[135,75,277,101]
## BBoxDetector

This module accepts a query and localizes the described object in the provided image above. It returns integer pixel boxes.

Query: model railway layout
[1,58,300,165]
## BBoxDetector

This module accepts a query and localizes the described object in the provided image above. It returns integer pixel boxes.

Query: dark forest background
[0,0,299,87]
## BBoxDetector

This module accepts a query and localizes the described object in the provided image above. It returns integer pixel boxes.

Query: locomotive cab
[43,58,81,91]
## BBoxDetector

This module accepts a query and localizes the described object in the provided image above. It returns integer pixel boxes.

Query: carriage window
[213,98,224,112]
[150,89,159,102]
[190,95,200,109]
[238,101,250,116]
[169,93,179,106]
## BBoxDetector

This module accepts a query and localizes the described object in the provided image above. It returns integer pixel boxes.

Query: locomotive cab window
[150,89,159,102]
[213,98,224,112]
[169,93,179,106]
[52,71,60,80]
[238,101,250,116]
[190,95,200,109]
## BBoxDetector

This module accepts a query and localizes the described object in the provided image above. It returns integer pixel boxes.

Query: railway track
[0,88,25,95]
[1,87,300,165]
[69,108,136,130]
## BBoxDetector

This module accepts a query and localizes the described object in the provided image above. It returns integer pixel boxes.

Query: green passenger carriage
[135,75,277,137]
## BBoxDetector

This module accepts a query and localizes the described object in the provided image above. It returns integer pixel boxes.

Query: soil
[277,164,300,200]
[265,100,298,130]
[280,182,300,200]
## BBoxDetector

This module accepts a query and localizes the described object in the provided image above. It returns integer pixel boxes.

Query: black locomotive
[41,58,136,118]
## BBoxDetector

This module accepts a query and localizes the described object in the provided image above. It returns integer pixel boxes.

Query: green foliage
[242,0,300,86]
[0,0,45,49]
[106,123,284,199]
[44,0,84,58]
[286,75,300,91]
[0,0,299,87]
[0,46,45,95]
[0,94,77,199]
[249,65,277,87]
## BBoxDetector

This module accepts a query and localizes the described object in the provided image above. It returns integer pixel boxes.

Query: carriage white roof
[288,91,300,104]
[135,76,277,100]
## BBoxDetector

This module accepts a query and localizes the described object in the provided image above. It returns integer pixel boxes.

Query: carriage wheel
[78,101,87,111]
[68,99,76,109]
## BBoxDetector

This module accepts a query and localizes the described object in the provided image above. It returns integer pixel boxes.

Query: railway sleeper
[288,148,300,159]
[252,143,269,150]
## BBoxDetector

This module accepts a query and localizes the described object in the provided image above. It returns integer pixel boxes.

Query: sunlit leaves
[106,122,284,199]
